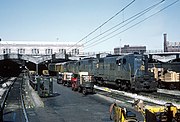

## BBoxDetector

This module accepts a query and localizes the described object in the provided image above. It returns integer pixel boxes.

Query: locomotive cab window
[116,59,122,66]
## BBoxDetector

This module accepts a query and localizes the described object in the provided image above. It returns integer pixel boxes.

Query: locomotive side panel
[103,56,117,82]
[97,54,157,92]
[96,58,104,78]
[116,55,135,81]
[66,61,77,73]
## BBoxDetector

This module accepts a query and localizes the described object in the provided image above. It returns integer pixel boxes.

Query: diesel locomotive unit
[49,53,157,92]
[94,54,157,92]
[76,57,98,76]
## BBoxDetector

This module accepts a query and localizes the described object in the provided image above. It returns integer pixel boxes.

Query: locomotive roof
[81,57,96,60]
[106,54,122,57]
[115,53,143,60]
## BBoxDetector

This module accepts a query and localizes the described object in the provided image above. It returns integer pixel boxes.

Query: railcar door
[134,55,143,75]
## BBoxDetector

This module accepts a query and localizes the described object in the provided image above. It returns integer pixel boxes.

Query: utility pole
[163,33,168,52]
[119,39,121,54]
[0,38,1,55]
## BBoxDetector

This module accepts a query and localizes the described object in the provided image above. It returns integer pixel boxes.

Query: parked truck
[76,72,94,95]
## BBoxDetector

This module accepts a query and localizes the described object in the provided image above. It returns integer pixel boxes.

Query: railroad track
[138,90,180,105]
[0,74,29,122]
[94,85,180,107]
[158,89,180,96]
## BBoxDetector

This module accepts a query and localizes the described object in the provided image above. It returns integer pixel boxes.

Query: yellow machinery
[110,101,180,122]
[29,70,36,75]
[42,70,49,76]
[109,103,138,122]
[144,103,180,122]
[133,99,180,122]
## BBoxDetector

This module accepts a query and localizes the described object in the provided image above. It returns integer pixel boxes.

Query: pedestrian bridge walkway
[0,52,180,65]
[0,53,65,64]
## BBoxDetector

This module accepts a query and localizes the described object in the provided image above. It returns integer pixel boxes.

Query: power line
[85,0,179,50]
[83,0,165,46]
[67,0,136,51]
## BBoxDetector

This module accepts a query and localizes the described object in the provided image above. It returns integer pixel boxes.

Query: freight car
[151,67,180,90]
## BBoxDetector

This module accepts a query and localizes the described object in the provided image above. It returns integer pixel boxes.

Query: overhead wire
[84,0,179,50]
[67,0,136,52]
[83,0,165,47]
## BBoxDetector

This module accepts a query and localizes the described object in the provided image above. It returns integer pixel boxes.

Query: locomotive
[49,53,157,92]
[79,53,157,92]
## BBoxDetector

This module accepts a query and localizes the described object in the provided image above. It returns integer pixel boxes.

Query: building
[114,45,146,54]
[0,41,83,55]
[164,33,180,52]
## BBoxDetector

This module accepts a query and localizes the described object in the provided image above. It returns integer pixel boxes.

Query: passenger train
[49,53,157,92]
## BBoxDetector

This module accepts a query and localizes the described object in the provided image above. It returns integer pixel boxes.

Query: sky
[0,0,180,53]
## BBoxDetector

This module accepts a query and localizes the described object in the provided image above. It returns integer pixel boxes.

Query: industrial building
[164,33,180,52]
[114,45,146,54]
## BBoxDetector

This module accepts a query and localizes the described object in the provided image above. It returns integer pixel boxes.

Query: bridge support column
[36,64,38,75]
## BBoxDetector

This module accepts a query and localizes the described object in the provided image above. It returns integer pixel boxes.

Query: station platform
[26,77,113,122]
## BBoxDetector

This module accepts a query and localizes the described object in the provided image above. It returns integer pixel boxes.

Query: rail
[94,85,180,106]
[20,76,29,122]
[0,79,15,121]
[0,76,29,122]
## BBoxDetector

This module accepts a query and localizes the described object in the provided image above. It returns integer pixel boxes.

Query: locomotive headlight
[140,65,145,71]
[96,64,99,68]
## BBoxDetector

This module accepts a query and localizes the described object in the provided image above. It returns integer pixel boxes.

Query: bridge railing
[145,50,164,54]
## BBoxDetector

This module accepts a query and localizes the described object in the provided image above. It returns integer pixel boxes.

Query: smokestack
[164,33,168,52]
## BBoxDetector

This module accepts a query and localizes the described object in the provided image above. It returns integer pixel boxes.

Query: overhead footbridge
[0,53,67,77]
